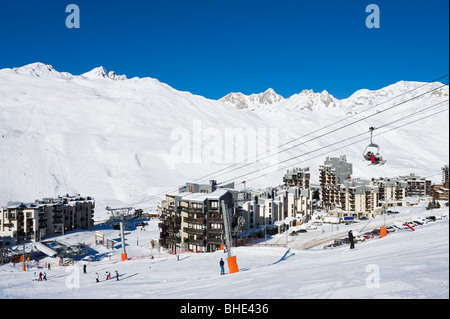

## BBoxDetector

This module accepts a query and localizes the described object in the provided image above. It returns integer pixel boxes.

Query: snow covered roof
[166,189,230,203]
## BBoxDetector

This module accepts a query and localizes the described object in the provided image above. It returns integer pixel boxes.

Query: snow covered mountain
[0,63,448,218]
[220,88,285,110]
[220,81,448,113]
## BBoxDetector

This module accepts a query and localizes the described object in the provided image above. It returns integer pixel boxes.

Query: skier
[219,258,225,275]
[106,271,111,280]
[32,272,37,281]
[348,230,355,250]
[95,272,99,283]
[83,264,87,274]
[38,272,42,281]
[115,270,119,281]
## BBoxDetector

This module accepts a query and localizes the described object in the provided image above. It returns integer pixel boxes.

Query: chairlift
[363,127,385,165]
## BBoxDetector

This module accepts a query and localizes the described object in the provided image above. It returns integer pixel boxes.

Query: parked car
[405,221,417,228]
[386,225,399,233]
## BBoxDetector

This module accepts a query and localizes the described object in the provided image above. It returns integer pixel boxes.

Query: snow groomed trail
[0,208,448,299]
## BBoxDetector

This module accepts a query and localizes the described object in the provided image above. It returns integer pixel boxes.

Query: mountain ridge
[0,63,448,217]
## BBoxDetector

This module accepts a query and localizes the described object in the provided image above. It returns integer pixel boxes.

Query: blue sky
[0,0,448,100]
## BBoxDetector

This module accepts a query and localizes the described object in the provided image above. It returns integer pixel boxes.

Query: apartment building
[339,178,379,215]
[370,177,407,202]
[397,173,431,197]
[431,183,449,201]
[158,186,237,253]
[240,186,313,232]
[0,195,95,244]
[283,167,310,189]
[319,155,353,210]
[442,165,449,185]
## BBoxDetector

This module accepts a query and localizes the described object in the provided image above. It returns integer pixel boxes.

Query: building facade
[158,186,237,253]
[0,195,95,244]
[339,178,379,214]
[283,167,310,189]
[319,155,353,210]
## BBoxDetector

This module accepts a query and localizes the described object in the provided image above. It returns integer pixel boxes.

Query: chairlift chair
[363,127,385,165]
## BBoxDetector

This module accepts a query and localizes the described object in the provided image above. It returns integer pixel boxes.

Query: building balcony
[166,237,181,244]
[183,217,206,225]
[184,238,206,246]
[206,238,223,245]
[182,207,204,214]
[183,227,205,235]
[208,217,224,223]
[207,228,223,235]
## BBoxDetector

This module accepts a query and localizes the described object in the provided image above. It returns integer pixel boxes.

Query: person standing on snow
[219,258,225,275]
[95,272,99,283]
[348,230,355,250]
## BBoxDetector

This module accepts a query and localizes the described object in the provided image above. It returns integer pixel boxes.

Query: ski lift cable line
[131,100,448,207]
[191,82,449,186]
[128,83,448,205]
[179,75,449,186]
[219,100,449,186]
[210,83,449,184]
[244,107,449,186]
[130,81,448,207]
[244,100,449,183]
[245,107,449,184]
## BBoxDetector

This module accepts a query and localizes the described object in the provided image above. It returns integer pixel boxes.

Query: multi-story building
[431,167,449,201]
[283,167,310,189]
[370,177,407,202]
[442,165,449,185]
[397,173,431,197]
[339,178,379,214]
[319,155,353,210]
[0,195,95,243]
[431,183,449,201]
[158,187,237,253]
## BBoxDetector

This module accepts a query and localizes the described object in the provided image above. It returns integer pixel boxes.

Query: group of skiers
[95,270,120,282]
[32,271,47,281]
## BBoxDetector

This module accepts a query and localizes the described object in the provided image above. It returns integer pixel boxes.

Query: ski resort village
[0,62,449,300]
[0,156,448,299]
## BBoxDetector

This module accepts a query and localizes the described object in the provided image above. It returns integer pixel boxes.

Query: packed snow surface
[1,205,448,299]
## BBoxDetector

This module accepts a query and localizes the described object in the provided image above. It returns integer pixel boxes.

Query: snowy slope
[0,63,448,219]
[0,205,448,299]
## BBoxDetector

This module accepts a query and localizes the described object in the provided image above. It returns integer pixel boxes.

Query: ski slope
[1,205,448,299]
